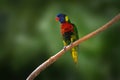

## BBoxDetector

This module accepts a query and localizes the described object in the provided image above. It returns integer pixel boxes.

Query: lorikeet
[56,13,79,63]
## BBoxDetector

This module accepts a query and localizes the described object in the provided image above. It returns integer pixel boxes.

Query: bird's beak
[55,17,59,21]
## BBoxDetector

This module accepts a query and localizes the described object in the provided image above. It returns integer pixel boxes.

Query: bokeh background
[0,0,120,80]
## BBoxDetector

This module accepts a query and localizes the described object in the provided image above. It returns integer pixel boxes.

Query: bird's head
[56,13,69,23]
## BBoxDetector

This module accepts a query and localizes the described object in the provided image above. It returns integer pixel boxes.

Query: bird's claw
[63,42,73,51]
[70,42,73,47]
[63,46,67,51]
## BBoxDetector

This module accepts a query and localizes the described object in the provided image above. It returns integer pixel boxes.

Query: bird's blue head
[56,13,69,23]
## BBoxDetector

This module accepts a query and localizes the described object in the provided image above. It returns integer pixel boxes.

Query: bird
[56,13,79,63]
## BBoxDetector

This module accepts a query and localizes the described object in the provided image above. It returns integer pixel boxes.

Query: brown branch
[26,13,120,80]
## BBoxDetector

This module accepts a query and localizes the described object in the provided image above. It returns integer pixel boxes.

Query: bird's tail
[71,47,78,64]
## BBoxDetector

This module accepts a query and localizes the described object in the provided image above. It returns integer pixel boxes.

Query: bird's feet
[63,46,67,51]
[70,42,73,47]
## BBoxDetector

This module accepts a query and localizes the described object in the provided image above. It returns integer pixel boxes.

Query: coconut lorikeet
[56,13,79,63]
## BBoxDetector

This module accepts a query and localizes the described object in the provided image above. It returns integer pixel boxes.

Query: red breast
[61,22,74,34]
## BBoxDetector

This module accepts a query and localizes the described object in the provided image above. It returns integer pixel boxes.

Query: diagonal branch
[26,13,120,80]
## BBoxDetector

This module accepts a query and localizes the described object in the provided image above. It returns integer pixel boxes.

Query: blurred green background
[0,0,120,80]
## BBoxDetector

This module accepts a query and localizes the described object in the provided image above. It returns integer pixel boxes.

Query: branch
[26,13,120,80]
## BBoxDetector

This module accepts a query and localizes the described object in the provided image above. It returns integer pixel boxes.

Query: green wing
[71,23,79,42]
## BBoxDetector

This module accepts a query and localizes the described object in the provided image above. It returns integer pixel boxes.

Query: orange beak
[55,17,59,21]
